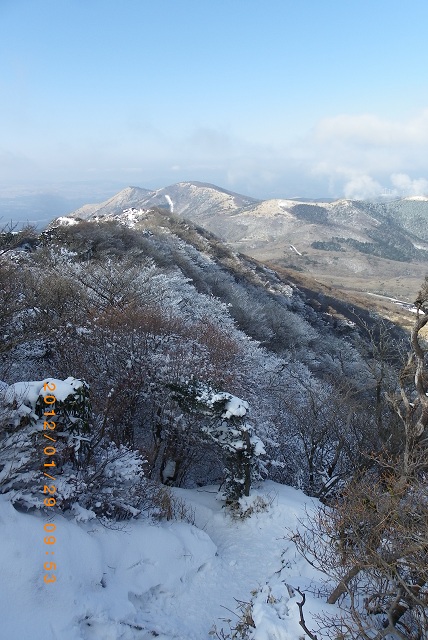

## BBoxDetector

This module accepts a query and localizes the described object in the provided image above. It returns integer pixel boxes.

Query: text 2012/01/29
[42,381,58,584]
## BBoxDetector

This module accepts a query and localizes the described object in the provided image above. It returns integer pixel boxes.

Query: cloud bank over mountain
[2,2,428,202]
[3,108,428,202]
[308,110,428,199]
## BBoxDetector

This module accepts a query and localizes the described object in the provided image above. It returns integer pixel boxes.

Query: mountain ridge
[59,181,428,301]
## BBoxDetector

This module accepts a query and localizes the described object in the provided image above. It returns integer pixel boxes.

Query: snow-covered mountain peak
[52,181,428,291]
[68,186,151,221]
[61,182,259,225]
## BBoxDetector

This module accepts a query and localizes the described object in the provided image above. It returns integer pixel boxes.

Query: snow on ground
[1,481,330,640]
[164,195,174,213]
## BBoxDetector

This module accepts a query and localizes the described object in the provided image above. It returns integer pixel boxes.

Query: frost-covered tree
[0,377,91,504]
[171,380,265,506]
[0,377,148,520]
[1,215,403,506]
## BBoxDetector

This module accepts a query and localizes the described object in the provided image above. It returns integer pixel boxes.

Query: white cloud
[390,173,428,196]
[301,109,428,197]
[5,109,428,201]
[314,110,428,147]
[343,174,383,200]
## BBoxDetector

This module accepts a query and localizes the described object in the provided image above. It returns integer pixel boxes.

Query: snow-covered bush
[0,377,91,498]
[172,380,266,507]
[0,377,148,520]
[210,574,298,640]
[63,441,150,521]
[234,494,271,520]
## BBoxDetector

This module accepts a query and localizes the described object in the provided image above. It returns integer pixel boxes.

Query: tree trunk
[327,565,361,604]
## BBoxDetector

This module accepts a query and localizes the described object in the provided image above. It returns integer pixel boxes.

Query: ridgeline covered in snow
[1,211,427,639]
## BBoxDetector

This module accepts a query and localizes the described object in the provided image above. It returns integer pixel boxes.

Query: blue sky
[2,0,428,200]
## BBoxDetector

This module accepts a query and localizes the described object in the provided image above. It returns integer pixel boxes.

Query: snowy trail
[146,483,315,639]
[1,482,322,640]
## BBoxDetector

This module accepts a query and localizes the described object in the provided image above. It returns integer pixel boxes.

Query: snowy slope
[0,482,328,640]
[70,187,152,220]
[67,182,258,224]
[60,183,428,278]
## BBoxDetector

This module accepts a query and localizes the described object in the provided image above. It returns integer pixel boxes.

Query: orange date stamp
[42,380,58,584]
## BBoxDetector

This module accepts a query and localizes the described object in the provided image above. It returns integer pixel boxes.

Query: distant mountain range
[59,181,428,301]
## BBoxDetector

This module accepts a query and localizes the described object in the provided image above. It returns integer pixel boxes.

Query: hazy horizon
[2,0,428,209]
